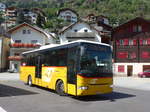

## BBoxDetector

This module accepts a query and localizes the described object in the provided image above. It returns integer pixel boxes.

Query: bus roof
[22,40,111,55]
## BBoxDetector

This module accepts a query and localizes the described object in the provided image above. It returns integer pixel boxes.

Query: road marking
[0,107,7,112]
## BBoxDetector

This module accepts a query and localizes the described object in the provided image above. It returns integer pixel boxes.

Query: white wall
[59,23,101,44]
[11,26,46,45]
[0,3,6,12]
[58,10,77,23]
[113,63,150,76]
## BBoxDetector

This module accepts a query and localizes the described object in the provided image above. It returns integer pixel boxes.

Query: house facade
[59,21,101,44]
[8,23,56,72]
[112,17,150,77]
[0,33,10,72]
[83,14,109,25]
[82,14,112,44]
[0,3,6,12]
[4,7,18,28]
[57,8,78,23]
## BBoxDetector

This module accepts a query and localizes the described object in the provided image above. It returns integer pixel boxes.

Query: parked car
[138,70,150,78]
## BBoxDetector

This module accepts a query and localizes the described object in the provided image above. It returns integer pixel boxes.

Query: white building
[59,21,101,44]
[8,22,56,72]
[0,3,6,12]
[57,8,78,23]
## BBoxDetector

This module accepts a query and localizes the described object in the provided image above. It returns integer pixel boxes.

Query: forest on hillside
[0,0,150,27]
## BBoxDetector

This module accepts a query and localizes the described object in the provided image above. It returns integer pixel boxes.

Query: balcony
[10,43,41,48]
[66,32,95,38]
[8,56,23,61]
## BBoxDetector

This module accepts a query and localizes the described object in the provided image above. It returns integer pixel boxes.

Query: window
[129,40,133,45]
[31,40,38,44]
[141,51,150,59]
[84,29,88,32]
[133,25,142,32]
[139,39,148,45]
[15,40,21,43]
[14,53,20,56]
[119,40,124,45]
[28,29,31,34]
[43,49,67,66]
[74,29,78,32]
[22,29,26,34]
[128,52,136,59]
[143,39,147,45]
[118,65,124,72]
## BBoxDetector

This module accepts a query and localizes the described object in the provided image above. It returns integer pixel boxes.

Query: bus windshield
[79,45,112,78]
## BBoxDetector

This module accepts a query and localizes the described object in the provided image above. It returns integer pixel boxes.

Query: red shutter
[139,39,143,45]
[116,40,120,46]
[141,51,149,59]
[124,39,129,45]
[133,39,137,45]
[117,52,128,59]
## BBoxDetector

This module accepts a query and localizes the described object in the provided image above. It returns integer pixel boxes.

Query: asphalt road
[0,80,150,112]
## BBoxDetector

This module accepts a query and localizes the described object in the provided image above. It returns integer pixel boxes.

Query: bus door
[35,55,42,86]
[67,47,78,95]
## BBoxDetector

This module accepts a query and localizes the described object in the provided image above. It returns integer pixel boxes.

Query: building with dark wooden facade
[112,17,150,76]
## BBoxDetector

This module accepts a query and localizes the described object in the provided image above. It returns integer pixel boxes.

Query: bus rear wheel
[56,80,65,96]
[28,76,32,86]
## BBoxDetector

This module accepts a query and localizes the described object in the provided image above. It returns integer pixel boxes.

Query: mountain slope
[1,0,150,26]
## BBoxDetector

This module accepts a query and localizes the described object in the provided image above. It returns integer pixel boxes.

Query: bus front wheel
[56,80,65,96]
[28,76,32,86]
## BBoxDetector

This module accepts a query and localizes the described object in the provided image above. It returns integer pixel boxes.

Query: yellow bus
[20,40,113,96]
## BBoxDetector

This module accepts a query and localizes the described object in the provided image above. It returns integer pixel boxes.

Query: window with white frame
[119,39,124,45]
[129,39,133,45]
[22,29,26,34]
[31,40,38,44]
[27,29,31,34]
[15,40,21,43]
[133,25,142,32]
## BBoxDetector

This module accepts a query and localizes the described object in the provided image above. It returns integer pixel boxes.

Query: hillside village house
[4,7,18,28]
[59,21,102,44]
[83,14,109,25]
[0,2,6,12]
[0,32,10,72]
[82,14,112,44]
[8,22,56,72]
[112,17,150,77]
[57,8,78,23]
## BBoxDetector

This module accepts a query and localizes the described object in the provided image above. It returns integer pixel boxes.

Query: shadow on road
[0,84,38,97]
[72,91,136,102]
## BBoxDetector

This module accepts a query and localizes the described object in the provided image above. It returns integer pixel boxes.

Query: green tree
[36,13,46,28]
[16,11,25,24]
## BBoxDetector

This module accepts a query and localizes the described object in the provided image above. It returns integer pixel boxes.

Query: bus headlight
[110,85,113,88]
[78,86,88,90]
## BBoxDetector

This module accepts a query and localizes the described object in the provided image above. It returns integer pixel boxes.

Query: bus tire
[28,75,32,87]
[56,80,65,96]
